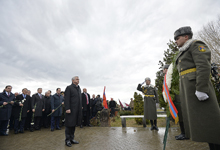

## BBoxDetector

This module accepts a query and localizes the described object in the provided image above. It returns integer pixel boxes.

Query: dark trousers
[91,111,97,119]
[110,107,115,117]
[0,120,8,134]
[43,112,50,128]
[82,111,90,126]
[34,117,41,129]
[9,115,14,129]
[25,111,32,130]
[209,143,220,150]
[150,120,157,126]
[51,116,60,129]
[14,118,26,131]
[65,126,75,142]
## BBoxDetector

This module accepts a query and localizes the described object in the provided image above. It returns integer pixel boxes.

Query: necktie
[8,93,10,97]
[85,94,88,105]
[40,94,42,99]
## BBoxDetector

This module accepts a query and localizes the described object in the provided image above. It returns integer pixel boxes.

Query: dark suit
[13,94,30,132]
[64,83,82,142]
[0,92,15,135]
[91,98,98,118]
[32,93,45,129]
[109,100,116,117]
[81,93,91,126]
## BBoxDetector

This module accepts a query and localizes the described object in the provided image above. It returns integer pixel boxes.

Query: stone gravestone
[100,109,111,127]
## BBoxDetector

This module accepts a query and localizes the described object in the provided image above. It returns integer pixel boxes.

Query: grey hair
[145,77,151,81]
[72,76,79,80]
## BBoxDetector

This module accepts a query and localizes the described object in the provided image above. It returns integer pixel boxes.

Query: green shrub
[119,110,134,116]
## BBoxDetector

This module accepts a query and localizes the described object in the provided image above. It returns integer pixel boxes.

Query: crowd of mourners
[0,85,117,136]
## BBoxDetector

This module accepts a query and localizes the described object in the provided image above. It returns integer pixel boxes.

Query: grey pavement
[0,127,209,150]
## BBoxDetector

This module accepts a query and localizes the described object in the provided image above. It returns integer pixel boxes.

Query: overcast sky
[0,0,220,104]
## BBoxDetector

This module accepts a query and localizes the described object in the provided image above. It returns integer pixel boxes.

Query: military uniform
[175,38,220,145]
[137,84,159,120]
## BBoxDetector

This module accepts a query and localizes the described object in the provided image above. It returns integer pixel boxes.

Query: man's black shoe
[80,125,83,128]
[154,126,159,131]
[56,127,61,130]
[0,133,8,136]
[71,140,79,144]
[14,130,18,134]
[19,130,24,133]
[51,129,54,132]
[65,141,72,147]
[175,134,189,140]
[150,126,154,130]
[87,124,92,127]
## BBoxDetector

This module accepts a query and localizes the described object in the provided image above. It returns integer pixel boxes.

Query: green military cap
[163,64,170,70]
[174,26,193,40]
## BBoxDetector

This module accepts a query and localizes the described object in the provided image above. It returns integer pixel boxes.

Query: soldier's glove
[195,91,209,101]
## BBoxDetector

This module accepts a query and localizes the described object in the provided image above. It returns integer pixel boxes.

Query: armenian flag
[103,86,108,109]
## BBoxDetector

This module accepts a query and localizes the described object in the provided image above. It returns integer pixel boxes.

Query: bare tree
[196,15,220,65]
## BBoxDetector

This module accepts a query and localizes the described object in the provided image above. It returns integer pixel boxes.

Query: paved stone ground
[0,127,209,150]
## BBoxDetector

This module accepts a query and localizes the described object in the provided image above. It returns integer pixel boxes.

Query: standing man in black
[32,88,45,130]
[81,88,91,127]
[13,88,30,134]
[43,91,51,128]
[24,90,32,131]
[109,98,116,117]
[64,76,82,147]
[90,94,98,119]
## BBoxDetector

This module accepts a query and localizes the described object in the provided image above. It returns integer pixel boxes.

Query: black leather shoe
[150,126,154,130]
[154,126,159,131]
[19,130,24,133]
[0,133,8,136]
[51,129,54,131]
[56,127,61,130]
[80,125,83,128]
[14,130,18,134]
[65,141,72,147]
[71,140,79,144]
[175,134,189,140]
[87,124,92,127]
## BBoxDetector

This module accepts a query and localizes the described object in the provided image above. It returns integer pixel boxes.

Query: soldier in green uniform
[174,26,220,149]
[137,77,159,130]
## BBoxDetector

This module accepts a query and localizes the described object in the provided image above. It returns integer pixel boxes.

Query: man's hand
[27,110,29,113]
[52,109,55,113]
[32,109,35,112]
[62,102,64,105]
[66,109,71,113]
[10,101,14,105]
[3,102,8,105]
[82,107,83,109]
[19,103,23,107]
[42,109,45,111]
[195,91,209,101]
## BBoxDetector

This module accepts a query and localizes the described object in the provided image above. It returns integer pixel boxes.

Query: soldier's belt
[180,68,196,76]
[145,95,155,97]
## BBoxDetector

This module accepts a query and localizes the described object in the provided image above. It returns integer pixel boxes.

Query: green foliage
[119,110,134,116]
[155,40,179,111]
[133,92,149,125]
[211,78,220,106]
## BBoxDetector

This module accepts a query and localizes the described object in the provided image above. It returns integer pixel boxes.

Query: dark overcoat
[82,93,91,111]
[51,94,64,117]
[91,98,98,113]
[32,93,45,117]
[175,40,220,144]
[137,84,159,120]
[44,96,51,114]
[64,83,82,127]
[0,92,15,120]
[13,94,30,119]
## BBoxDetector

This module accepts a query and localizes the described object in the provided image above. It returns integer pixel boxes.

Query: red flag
[125,103,130,107]
[119,99,124,108]
[103,86,108,109]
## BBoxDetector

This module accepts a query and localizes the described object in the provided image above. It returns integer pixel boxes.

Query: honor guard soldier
[137,77,159,130]
[174,26,220,149]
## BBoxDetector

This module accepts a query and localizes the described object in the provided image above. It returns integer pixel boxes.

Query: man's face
[46,92,50,97]
[5,86,12,93]
[163,69,168,74]
[175,35,188,47]
[57,89,61,94]
[111,98,113,101]
[15,92,19,97]
[145,80,151,85]
[83,88,87,93]
[92,94,95,98]
[38,88,42,94]
[22,89,28,95]
[27,91,31,96]
[73,77,79,85]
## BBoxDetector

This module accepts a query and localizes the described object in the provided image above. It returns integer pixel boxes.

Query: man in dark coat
[174,26,220,149]
[9,92,18,130]
[51,88,64,131]
[32,88,45,130]
[0,85,15,136]
[90,94,98,119]
[137,77,159,130]
[64,76,82,147]
[24,90,32,131]
[42,91,51,128]
[13,88,30,134]
[81,88,91,128]
[109,98,116,117]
